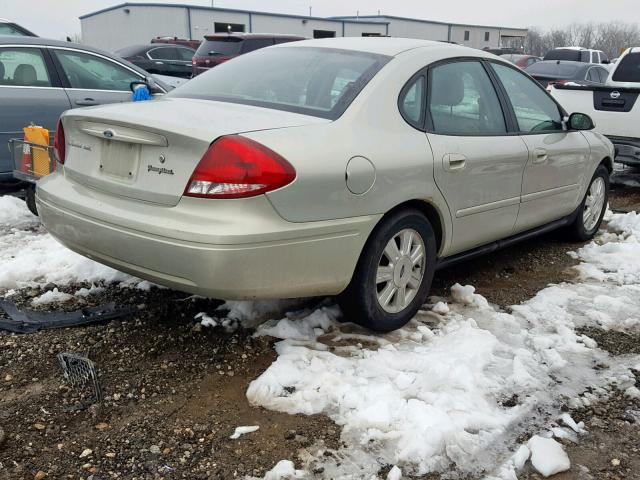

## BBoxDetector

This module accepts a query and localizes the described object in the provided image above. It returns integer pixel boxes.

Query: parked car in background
[606,47,640,88]
[0,36,169,187]
[525,60,610,87]
[151,36,201,50]
[117,44,196,78]
[483,47,522,56]
[500,54,541,69]
[38,38,612,332]
[544,47,610,64]
[0,18,37,36]
[192,33,305,76]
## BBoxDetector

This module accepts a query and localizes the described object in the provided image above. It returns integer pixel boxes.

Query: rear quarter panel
[248,48,454,254]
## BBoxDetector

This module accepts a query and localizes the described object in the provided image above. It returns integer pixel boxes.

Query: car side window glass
[597,68,608,83]
[148,47,177,60]
[491,63,563,132]
[0,47,51,87]
[241,39,274,53]
[399,75,425,127]
[54,50,141,91]
[176,48,195,61]
[428,61,506,135]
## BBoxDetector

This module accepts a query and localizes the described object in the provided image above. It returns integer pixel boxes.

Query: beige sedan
[37,38,613,331]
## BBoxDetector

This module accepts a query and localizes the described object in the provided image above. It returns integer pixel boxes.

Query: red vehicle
[192,33,305,76]
[151,36,201,50]
[500,54,542,69]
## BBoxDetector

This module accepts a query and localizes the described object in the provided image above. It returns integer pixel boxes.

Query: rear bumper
[607,136,640,166]
[36,172,379,299]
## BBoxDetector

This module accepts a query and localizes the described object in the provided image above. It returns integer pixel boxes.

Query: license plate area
[100,140,140,181]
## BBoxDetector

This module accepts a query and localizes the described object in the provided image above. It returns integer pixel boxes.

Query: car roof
[273,37,483,57]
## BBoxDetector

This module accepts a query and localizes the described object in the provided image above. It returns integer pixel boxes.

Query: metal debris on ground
[0,300,137,334]
[57,352,103,403]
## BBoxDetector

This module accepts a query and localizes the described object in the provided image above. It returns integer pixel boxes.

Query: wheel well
[383,200,444,252]
[600,157,614,173]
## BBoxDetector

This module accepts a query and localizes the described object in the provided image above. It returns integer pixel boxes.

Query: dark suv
[192,33,305,76]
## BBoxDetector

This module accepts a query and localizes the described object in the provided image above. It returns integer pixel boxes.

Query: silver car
[37,38,613,331]
[0,36,168,184]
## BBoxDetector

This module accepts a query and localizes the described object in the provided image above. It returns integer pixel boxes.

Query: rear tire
[25,184,38,217]
[338,209,436,332]
[566,165,608,241]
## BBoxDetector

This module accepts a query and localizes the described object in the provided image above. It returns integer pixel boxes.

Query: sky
[2,0,640,40]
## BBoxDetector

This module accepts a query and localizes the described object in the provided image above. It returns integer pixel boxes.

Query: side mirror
[568,112,595,131]
[129,80,148,92]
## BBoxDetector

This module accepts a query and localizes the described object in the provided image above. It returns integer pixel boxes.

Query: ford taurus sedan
[37,38,613,332]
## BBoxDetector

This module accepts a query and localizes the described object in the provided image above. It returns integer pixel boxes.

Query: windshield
[526,62,582,78]
[0,23,29,36]
[544,50,584,62]
[170,46,391,120]
[612,52,640,82]
[195,38,243,56]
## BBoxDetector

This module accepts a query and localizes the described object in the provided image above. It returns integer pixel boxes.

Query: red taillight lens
[53,119,66,165]
[184,135,296,199]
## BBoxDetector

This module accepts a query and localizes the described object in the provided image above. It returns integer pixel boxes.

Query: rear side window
[176,47,195,61]
[195,38,242,56]
[170,47,390,120]
[428,61,506,135]
[492,63,563,132]
[0,47,51,87]
[241,38,274,53]
[148,47,178,60]
[399,75,425,128]
[612,52,640,82]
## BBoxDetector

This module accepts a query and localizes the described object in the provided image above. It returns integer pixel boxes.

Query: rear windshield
[543,50,584,62]
[526,62,582,78]
[195,38,242,57]
[612,52,640,82]
[169,47,391,120]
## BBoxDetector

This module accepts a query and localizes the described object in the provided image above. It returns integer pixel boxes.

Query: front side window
[428,61,506,135]
[54,50,141,91]
[399,75,425,127]
[148,47,178,60]
[492,63,563,132]
[0,47,51,87]
[612,52,640,82]
[170,47,390,120]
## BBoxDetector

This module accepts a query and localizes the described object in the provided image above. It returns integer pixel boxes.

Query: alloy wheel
[583,176,606,232]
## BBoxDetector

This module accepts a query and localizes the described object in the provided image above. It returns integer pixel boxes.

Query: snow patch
[527,436,570,477]
[31,288,73,306]
[229,425,259,439]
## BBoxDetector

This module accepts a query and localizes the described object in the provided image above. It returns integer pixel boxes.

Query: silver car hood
[61,97,328,205]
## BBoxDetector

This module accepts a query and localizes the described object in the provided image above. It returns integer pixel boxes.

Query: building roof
[331,14,527,33]
[79,2,388,26]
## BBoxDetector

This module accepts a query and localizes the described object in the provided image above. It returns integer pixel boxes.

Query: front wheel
[338,209,437,332]
[566,165,609,241]
[25,184,38,217]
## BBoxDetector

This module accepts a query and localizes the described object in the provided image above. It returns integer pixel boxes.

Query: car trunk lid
[61,97,327,206]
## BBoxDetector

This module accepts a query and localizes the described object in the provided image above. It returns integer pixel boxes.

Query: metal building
[79,3,527,53]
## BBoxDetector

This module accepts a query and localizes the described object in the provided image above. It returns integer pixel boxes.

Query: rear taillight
[184,135,296,199]
[53,119,66,165]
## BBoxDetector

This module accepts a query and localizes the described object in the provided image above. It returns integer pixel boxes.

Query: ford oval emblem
[103,129,115,139]
[610,91,621,99]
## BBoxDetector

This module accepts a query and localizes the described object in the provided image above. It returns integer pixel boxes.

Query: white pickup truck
[549,47,640,166]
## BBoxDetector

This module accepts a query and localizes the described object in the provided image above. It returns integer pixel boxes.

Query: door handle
[532,148,548,164]
[75,98,98,106]
[444,153,467,171]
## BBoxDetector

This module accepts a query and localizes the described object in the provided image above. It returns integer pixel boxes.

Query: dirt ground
[0,173,639,480]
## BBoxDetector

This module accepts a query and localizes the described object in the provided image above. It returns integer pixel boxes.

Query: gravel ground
[0,171,639,480]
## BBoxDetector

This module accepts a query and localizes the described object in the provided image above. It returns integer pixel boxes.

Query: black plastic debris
[58,352,103,403]
[0,300,137,334]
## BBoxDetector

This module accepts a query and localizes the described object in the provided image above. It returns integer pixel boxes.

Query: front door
[426,60,529,255]
[51,48,143,107]
[0,46,71,179]
[490,62,590,231]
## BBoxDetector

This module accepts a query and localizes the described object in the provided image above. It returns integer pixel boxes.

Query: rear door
[490,62,590,231]
[50,47,144,107]
[0,46,71,178]
[426,59,529,254]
